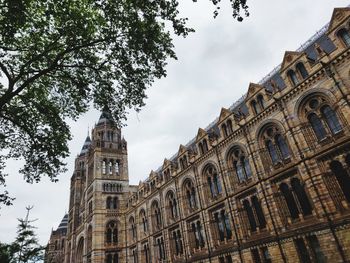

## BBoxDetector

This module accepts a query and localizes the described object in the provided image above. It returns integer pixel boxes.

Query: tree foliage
[0,0,248,206]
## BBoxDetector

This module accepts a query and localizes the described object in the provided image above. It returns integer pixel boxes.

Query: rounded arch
[225,143,249,164]
[294,89,336,117]
[76,236,84,263]
[180,175,196,188]
[200,161,219,176]
[255,119,286,143]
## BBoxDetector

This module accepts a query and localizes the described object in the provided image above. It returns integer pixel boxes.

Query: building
[46,6,350,263]
[45,214,68,263]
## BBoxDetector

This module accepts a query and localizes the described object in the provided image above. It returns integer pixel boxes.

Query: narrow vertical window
[251,196,266,229]
[275,134,290,159]
[280,183,299,219]
[287,70,299,86]
[321,106,342,134]
[296,62,308,79]
[243,200,257,232]
[266,140,279,164]
[294,238,311,263]
[338,28,350,47]
[308,113,327,140]
[330,161,350,203]
[291,178,312,216]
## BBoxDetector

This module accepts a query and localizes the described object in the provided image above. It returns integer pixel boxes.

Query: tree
[0,206,44,263]
[0,0,249,206]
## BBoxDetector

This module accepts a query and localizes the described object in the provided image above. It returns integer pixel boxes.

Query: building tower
[45,214,68,263]
[65,111,135,263]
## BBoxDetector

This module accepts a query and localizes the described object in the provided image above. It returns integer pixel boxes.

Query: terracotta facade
[46,7,350,263]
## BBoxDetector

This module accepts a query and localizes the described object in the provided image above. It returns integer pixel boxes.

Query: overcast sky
[0,0,349,246]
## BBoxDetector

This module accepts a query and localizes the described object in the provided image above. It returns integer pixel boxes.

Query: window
[142,243,151,263]
[140,209,148,233]
[108,161,113,175]
[180,156,188,170]
[287,69,299,86]
[199,139,209,155]
[219,255,233,263]
[129,217,137,241]
[151,201,162,231]
[251,100,260,115]
[261,247,272,263]
[106,197,118,209]
[156,236,166,260]
[330,161,350,203]
[301,96,342,141]
[338,28,350,47]
[106,221,118,244]
[102,160,106,174]
[203,164,222,198]
[183,179,197,210]
[321,105,342,134]
[279,178,313,220]
[227,119,233,134]
[296,62,309,79]
[190,220,205,249]
[222,123,228,137]
[257,95,265,110]
[241,195,266,233]
[132,248,138,263]
[307,235,326,263]
[251,248,261,263]
[213,209,232,241]
[172,229,183,256]
[115,161,120,174]
[87,226,92,252]
[261,126,290,165]
[294,238,311,263]
[105,253,119,263]
[166,191,178,220]
[229,147,253,183]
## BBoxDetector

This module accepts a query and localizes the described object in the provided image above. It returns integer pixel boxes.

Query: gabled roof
[196,128,207,141]
[328,7,350,33]
[218,107,231,123]
[246,83,264,100]
[177,144,187,156]
[280,51,303,71]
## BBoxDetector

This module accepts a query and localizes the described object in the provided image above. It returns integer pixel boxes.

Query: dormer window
[251,100,260,115]
[257,94,265,110]
[296,62,308,79]
[222,119,233,138]
[199,139,209,155]
[180,155,188,170]
[287,69,299,86]
[337,28,350,47]
[222,123,228,137]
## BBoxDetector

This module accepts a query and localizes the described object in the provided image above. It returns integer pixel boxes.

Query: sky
[0,0,349,246]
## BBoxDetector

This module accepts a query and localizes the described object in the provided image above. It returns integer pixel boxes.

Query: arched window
[222,123,228,137]
[291,178,312,216]
[296,62,309,79]
[275,134,290,159]
[108,161,113,175]
[203,164,222,198]
[102,160,106,174]
[261,126,290,165]
[257,95,265,110]
[87,225,92,252]
[167,191,178,219]
[280,183,299,219]
[251,100,260,115]
[203,139,209,153]
[243,199,257,232]
[106,197,112,209]
[301,96,342,140]
[229,147,253,183]
[115,161,120,174]
[113,197,118,209]
[140,209,148,233]
[321,105,342,134]
[287,69,299,86]
[251,196,266,229]
[76,237,84,263]
[308,113,327,140]
[227,119,233,134]
[151,201,162,230]
[337,28,350,47]
[129,217,136,240]
[330,161,350,203]
[183,179,197,210]
[106,221,118,244]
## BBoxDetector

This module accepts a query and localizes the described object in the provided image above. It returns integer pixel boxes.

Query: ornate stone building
[47,6,350,263]
[45,214,68,263]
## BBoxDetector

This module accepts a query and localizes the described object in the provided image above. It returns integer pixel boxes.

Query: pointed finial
[87,125,89,137]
